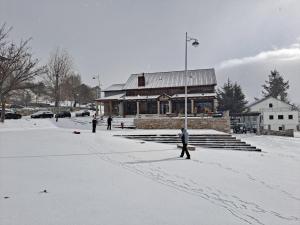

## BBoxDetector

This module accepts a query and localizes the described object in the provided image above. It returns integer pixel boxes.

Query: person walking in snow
[107,116,112,130]
[179,128,190,159]
[92,115,97,133]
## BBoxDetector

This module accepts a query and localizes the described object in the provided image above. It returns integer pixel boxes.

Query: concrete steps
[115,134,261,152]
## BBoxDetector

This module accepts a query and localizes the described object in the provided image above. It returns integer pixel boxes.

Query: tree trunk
[55,73,59,108]
[1,96,5,123]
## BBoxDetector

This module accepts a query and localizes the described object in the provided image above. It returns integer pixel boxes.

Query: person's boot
[186,156,190,159]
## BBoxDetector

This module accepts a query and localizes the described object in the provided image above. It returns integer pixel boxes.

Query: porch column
[136,101,140,117]
[95,101,99,116]
[109,101,112,115]
[191,99,194,114]
[119,102,124,117]
[213,98,218,112]
[168,100,172,113]
[157,100,160,115]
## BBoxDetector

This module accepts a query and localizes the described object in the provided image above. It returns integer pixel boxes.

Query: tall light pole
[93,75,102,116]
[184,32,199,130]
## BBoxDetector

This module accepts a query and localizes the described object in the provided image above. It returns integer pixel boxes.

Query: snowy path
[0,119,299,225]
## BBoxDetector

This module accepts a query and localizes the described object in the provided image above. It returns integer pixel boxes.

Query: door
[160,101,169,114]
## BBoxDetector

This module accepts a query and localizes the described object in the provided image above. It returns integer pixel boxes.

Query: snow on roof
[103,84,125,92]
[123,95,160,100]
[96,93,125,101]
[247,96,292,108]
[97,93,216,101]
[172,93,216,98]
[123,68,216,90]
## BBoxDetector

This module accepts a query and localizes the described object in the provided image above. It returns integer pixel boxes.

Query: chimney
[138,73,145,87]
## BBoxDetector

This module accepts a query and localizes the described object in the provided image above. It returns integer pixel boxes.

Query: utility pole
[93,75,102,116]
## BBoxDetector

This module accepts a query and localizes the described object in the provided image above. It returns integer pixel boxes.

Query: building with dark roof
[96,68,218,116]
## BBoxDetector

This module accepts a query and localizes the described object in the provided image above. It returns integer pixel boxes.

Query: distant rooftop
[247,96,292,108]
[103,83,125,92]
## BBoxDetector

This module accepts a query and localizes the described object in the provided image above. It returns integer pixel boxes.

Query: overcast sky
[1,0,299,103]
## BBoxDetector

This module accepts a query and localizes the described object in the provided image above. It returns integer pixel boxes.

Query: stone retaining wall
[261,129,294,137]
[134,117,230,133]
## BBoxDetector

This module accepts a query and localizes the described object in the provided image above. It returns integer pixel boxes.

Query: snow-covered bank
[0,119,299,225]
[0,118,57,131]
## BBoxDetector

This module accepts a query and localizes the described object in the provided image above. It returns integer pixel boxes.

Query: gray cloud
[216,43,300,104]
[218,40,300,69]
[1,0,300,103]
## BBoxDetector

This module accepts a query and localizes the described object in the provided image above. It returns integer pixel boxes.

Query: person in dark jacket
[107,116,112,130]
[179,128,190,159]
[92,115,97,133]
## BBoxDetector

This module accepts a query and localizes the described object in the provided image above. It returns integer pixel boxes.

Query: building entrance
[160,101,169,114]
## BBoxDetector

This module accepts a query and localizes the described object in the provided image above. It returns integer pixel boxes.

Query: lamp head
[192,40,199,47]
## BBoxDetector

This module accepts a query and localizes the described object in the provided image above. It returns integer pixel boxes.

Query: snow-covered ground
[0,118,299,225]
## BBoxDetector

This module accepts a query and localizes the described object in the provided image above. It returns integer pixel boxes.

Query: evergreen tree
[262,70,289,102]
[217,79,248,113]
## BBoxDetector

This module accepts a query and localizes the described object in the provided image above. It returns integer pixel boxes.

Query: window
[278,115,284,120]
[269,103,273,108]
[288,115,293,119]
[269,115,274,120]
[279,126,283,131]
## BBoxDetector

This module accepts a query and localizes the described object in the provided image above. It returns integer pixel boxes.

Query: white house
[247,96,299,131]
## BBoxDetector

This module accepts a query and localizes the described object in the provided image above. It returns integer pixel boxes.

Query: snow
[0,118,299,225]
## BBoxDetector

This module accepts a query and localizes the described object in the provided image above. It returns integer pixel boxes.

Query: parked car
[31,111,54,118]
[0,109,22,119]
[5,112,22,119]
[75,110,90,117]
[55,111,71,118]
[233,123,247,134]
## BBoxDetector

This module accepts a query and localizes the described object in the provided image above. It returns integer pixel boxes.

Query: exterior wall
[134,117,230,133]
[261,111,298,131]
[104,90,125,97]
[248,96,298,131]
[126,85,215,96]
[102,86,217,116]
[123,98,215,116]
[261,129,294,137]
[103,101,119,116]
[249,97,292,112]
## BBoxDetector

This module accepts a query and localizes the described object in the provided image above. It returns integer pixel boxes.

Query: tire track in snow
[81,134,300,225]
[192,159,300,202]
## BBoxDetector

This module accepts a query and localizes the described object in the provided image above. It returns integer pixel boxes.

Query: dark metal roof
[123,68,216,90]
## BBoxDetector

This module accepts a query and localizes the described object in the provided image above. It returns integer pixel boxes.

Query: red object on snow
[73,131,81,134]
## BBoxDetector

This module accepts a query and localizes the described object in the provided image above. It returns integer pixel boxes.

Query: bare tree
[0,23,11,50]
[30,81,47,104]
[0,24,45,122]
[77,83,95,105]
[60,72,81,106]
[45,48,72,109]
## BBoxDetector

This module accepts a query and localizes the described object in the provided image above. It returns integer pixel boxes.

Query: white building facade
[248,96,299,131]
